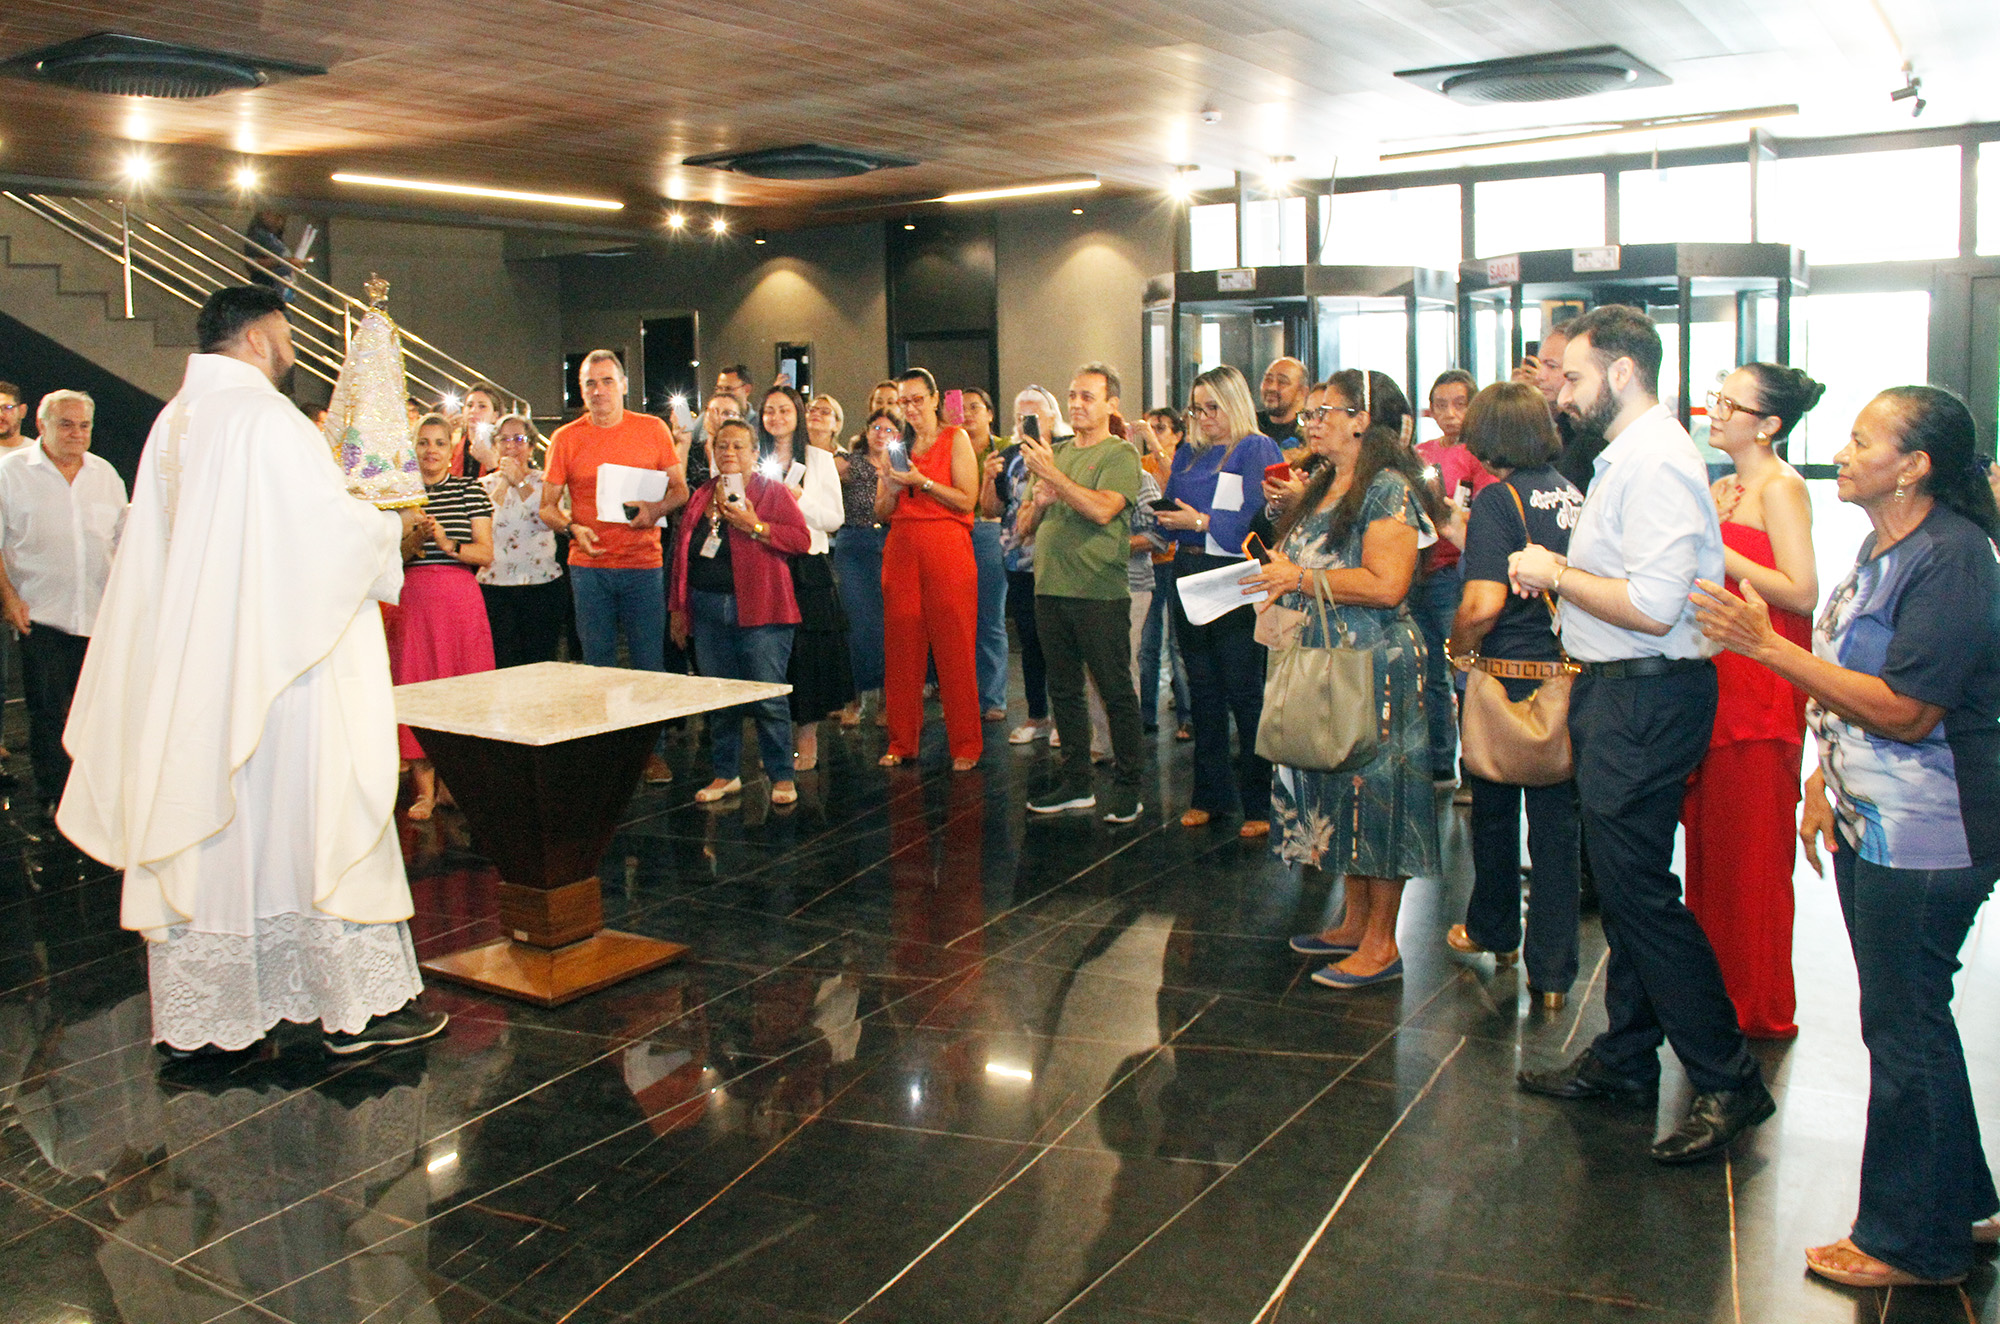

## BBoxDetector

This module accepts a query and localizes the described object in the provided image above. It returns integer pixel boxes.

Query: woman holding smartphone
[1157,365,1284,836]
[876,370,982,770]
[669,419,811,805]
[761,385,854,773]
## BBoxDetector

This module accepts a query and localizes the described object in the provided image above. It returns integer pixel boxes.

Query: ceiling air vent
[680,144,919,181]
[1396,46,1668,105]
[0,32,326,99]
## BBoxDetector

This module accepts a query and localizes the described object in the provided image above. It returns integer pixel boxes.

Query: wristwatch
[922,478,934,493]
[752,521,768,539]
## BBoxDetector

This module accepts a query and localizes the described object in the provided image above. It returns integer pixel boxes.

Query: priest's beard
[1562,387,1620,453]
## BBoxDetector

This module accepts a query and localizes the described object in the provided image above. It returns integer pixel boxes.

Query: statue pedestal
[394,662,789,1006]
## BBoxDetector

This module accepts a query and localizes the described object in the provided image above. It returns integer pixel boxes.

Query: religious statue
[323,273,425,508]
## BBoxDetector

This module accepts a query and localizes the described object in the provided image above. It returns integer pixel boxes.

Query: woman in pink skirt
[394,415,495,819]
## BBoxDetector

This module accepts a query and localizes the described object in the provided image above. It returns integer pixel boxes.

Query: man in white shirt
[1508,305,1771,1165]
[0,390,127,814]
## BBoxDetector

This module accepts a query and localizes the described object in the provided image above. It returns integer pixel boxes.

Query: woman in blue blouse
[1694,386,2000,1291]
[1158,365,1284,835]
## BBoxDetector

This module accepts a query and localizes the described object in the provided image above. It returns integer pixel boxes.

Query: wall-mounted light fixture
[331,172,624,210]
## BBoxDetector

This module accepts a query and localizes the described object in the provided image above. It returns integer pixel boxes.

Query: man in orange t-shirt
[540,349,687,778]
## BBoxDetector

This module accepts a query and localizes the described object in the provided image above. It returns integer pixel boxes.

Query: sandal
[952,757,978,772]
[694,778,742,804]
[794,753,818,772]
[770,781,798,805]
[1238,819,1270,839]
[877,753,904,768]
[1804,1238,1964,1289]
[406,796,434,822]
[1179,808,1212,828]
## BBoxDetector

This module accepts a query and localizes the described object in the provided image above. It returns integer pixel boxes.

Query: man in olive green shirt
[1018,363,1144,822]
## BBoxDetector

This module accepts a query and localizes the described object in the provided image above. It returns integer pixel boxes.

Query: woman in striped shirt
[393,415,495,819]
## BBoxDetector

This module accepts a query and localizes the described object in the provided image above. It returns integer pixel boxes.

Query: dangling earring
[1894,478,1908,500]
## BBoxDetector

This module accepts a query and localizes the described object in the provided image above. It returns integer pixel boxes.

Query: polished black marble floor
[1,689,1997,1324]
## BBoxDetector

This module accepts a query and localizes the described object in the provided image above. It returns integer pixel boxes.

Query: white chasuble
[59,353,422,1048]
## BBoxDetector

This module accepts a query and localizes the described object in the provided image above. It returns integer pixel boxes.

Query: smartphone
[622,501,643,521]
[1021,414,1041,443]
[1453,479,1474,506]
[670,395,696,431]
[887,442,912,473]
[1263,461,1295,485]
[941,389,964,427]
[1148,496,1180,513]
[1243,532,1274,564]
[721,473,747,502]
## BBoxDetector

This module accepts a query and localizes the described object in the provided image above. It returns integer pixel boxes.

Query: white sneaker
[1008,722,1046,745]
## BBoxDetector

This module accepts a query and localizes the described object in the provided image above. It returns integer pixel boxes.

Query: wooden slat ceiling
[0,0,1994,231]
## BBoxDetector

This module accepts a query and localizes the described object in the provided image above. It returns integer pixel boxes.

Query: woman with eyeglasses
[1156,365,1286,837]
[477,413,565,668]
[1679,365,1825,1040]
[1243,370,1440,989]
[876,369,983,770]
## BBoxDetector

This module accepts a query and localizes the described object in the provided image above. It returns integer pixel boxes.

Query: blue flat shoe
[1289,934,1358,957]
[1311,958,1404,989]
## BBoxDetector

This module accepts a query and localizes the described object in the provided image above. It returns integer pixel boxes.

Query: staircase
[0,198,196,400]
[0,193,530,410]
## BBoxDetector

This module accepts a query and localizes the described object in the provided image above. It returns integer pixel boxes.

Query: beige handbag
[1255,572,1378,773]
[1454,482,1577,787]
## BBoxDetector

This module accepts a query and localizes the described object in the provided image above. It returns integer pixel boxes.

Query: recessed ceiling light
[710,216,727,234]
[121,152,153,184]
[903,221,916,230]
[233,164,258,190]
[329,172,623,210]
[1071,207,1083,215]
[937,178,1100,204]
[666,211,687,229]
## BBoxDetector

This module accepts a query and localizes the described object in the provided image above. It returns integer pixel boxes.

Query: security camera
[1891,69,1924,117]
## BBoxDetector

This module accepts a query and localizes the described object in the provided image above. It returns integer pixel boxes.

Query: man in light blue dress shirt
[1506,305,1772,1165]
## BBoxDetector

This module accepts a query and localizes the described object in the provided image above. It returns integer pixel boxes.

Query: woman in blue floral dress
[1245,369,1442,989]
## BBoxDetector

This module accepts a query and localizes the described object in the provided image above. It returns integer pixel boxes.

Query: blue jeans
[972,520,1010,713]
[1834,846,1999,1280]
[1408,564,1462,776]
[1137,559,1190,729]
[832,526,885,692]
[689,590,795,783]
[570,566,665,671]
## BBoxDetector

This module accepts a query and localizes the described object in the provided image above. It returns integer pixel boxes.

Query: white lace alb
[148,913,424,1051]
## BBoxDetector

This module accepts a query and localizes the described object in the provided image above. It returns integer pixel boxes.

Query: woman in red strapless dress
[1684,364,1825,1039]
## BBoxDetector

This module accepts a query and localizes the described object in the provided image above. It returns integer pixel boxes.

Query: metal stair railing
[0,191,533,411]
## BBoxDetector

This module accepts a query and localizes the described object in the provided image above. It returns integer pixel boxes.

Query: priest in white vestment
[58,285,447,1057]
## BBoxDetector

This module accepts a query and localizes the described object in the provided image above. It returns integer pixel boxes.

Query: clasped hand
[1507,543,1565,597]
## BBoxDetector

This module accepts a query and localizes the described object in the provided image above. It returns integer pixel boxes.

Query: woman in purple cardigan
[670,419,811,805]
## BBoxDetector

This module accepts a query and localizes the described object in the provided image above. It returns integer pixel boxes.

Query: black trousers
[19,624,89,806]
[481,579,567,670]
[1036,594,1142,790]
[1007,569,1046,720]
[1571,664,1759,1093]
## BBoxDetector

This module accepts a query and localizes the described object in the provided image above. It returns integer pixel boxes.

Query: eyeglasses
[1302,404,1362,422]
[1706,390,1773,423]
[1188,401,1223,417]
[895,396,930,411]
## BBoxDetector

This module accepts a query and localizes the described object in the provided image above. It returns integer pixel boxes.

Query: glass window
[1981,143,2000,256]
[1472,174,1604,258]
[1242,196,1308,267]
[1189,203,1237,271]
[1619,162,1751,245]
[1321,185,1461,270]
[1760,148,1959,263]
[1797,291,1930,465]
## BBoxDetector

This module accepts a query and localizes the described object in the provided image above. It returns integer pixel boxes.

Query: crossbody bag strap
[1501,479,1576,670]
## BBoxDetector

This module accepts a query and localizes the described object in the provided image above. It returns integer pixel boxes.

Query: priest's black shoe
[1517,1050,1658,1106]
[1649,1080,1776,1164]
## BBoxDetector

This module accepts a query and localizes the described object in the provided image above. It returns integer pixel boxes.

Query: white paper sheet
[1211,471,1245,511]
[1174,557,1267,625]
[595,462,670,525]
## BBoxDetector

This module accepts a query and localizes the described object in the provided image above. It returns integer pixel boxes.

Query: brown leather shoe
[1238,819,1270,839]
[643,754,674,784]
[1179,808,1212,828]
[1445,923,1518,967]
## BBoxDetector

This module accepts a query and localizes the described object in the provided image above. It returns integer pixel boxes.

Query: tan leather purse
[1256,572,1378,774]
[1454,483,1577,787]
